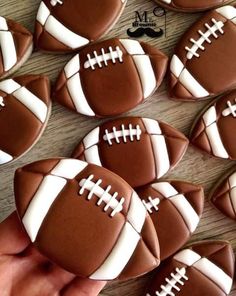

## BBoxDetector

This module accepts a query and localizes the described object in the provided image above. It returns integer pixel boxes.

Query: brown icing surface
[14,158,160,280]
[0,75,50,162]
[35,0,125,52]
[54,38,168,117]
[170,8,236,100]
[191,90,236,160]
[0,18,32,77]
[72,117,189,188]
[156,0,226,11]
[210,170,236,220]
[137,180,204,260]
[146,241,235,296]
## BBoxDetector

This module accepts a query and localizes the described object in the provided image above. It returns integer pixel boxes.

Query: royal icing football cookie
[72,117,189,188]
[169,5,236,101]
[53,38,168,117]
[0,75,51,165]
[136,180,204,260]
[34,0,127,52]
[0,16,33,79]
[14,158,160,280]
[146,241,234,296]
[210,169,236,220]
[190,90,236,160]
[155,0,227,13]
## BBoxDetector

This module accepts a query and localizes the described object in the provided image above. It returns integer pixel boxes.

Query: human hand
[0,212,107,296]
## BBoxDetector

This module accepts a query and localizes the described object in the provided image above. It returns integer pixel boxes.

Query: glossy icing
[169,5,236,101]
[72,117,189,188]
[14,158,160,280]
[53,38,168,117]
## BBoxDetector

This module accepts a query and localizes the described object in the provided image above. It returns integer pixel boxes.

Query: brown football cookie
[53,38,168,117]
[0,16,33,79]
[34,0,127,52]
[155,0,227,13]
[0,75,51,165]
[146,241,235,296]
[190,90,236,160]
[14,158,160,281]
[72,117,189,188]
[136,180,204,260]
[169,5,236,101]
[210,169,236,220]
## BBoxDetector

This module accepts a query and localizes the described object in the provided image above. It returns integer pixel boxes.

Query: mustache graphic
[127,27,164,38]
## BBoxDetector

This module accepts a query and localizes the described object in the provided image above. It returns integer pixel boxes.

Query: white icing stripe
[84,145,102,166]
[51,159,88,179]
[142,118,162,134]
[127,191,146,233]
[22,175,67,242]
[179,68,209,98]
[174,249,201,266]
[150,182,199,233]
[160,0,171,3]
[0,17,8,31]
[64,54,80,79]
[133,55,156,98]
[0,79,48,123]
[36,1,50,25]
[229,172,236,188]
[216,5,236,20]
[14,87,48,123]
[0,150,13,164]
[119,39,145,55]
[230,187,236,213]
[90,222,140,280]
[194,258,233,294]
[205,123,229,158]
[0,31,17,71]
[151,135,170,178]
[203,106,217,127]
[67,73,95,116]
[44,15,89,49]
[151,182,178,198]
[83,127,100,149]
[170,55,184,78]
[0,79,20,93]
[174,249,233,294]
[170,194,199,233]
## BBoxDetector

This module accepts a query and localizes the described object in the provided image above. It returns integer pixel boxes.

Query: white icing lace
[185,18,224,60]
[0,96,5,109]
[222,99,236,117]
[79,174,125,217]
[146,268,188,296]
[103,124,142,146]
[142,197,160,214]
[50,0,63,6]
[84,46,123,70]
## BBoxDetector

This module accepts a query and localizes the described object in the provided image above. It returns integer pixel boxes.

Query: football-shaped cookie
[190,90,236,160]
[0,16,33,79]
[53,38,168,117]
[210,170,236,220]
[136,181,204,260]
[14,158,160,280]
[34,0,127,52]
[0,75,51,165]
[155,0,227,12]
[72,117,189,188]
[169,5,236,101]
[146,241,235,296]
